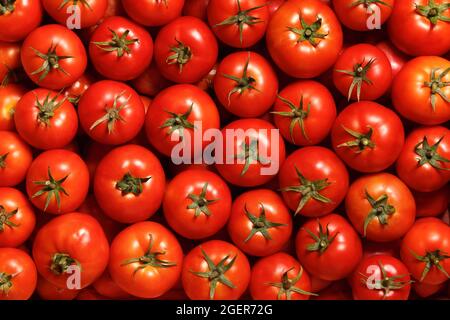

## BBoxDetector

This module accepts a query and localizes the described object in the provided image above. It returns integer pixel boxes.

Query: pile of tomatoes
[0,0,449,301]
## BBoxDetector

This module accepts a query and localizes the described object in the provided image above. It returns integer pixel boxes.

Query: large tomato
[0,0,42,42]
[122,0,184,26]
[0,42,21,85]
[43,0,108,28]
[0,131,33,187]
[0,84,25,131]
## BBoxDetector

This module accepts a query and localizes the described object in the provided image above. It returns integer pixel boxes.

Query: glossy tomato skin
[21,24,87,90]
[296,214,362,281]
[0,131,33,187]
[78,80,145,145]
[182,240,251,300]
[0,84,26,131]
[109,221,183,298]
[331,101,405,173]
[89,16,153,81]
[279,146,349,217]
[266,0,343,78]
[155,17,218,84]
[14,89,78,150]
[94,144,165,224]
[36,276,79,300]
[375,41,409,80]
[0,0,43,42]
[250,252,313,300]
[62,73,95,106]
[26,150,90,214]
[43,0,108,28]
[413,186,449,218]
[396,126,450,192]
[392,56,450,125]
[345,173,416,242]
[0,42,21,84]
[122,0,184,26]
[33,213,109,289]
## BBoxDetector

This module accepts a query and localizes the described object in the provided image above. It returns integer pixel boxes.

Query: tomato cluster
[0,0,449,301]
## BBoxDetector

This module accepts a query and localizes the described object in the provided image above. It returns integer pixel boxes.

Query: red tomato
[267,0,285,17]
[0,131,33,187]
[62,73,95,106]
[42,0,108,28]
[109,221,183,298]
[0,42,21,85]
[196,63,217,91]
[0,84,26,131]
[414,281,446,298]
[92,270,131,299]
[83,142,113,185]
[413,186,449,218]
[36,276,79,300]
[130,63,172,97]
[122,0,184,26]
[313,280,352,300]
[183,0,209,20]
[0,0,42,42]
[375,41,409,80]
[76,288,107,300]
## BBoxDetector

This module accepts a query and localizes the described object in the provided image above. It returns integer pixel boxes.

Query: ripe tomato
[183,0,209,20]
[296,213,362,281]
[375,41,408,80]
[26,149,89,214]
[92,270,131,299]
[350,254,411,300]
[207,0,269,48]
[182,240,250,300]
[0,0,42,42]
[345,173,416,242]
[154,16,218,84]
[392,56,450,125]
[388,0,450,56]
[273,80,336,146]
[89,16,153,81]
[266,0,343,78]
[109,221,183,298]
[33,212,109,289]
[313,280,352,300]
[94,144,165,224]
[21,24,87,90]
[0,42,21,85]
[250,252,315,300]
[400,218,450,285]
[62,73,95,106]
[279,146,349,217]
[14,89,78,150]
[414,281,446,298]
[0,248,37,300]
[413,186,449,217]
[396,126,450,192]
[130,63,172,97]
[122,0,184,26]
[36,276,79,300]
[43,0,108,28]
[78,80,145,145]
[0,84,26,131]
[0,131,33,187]
[216,119,286,187]
[331,101,405,173]
[228,189,292,257]
[267,0,285,17]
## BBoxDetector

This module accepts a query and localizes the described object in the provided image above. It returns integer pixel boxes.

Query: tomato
[388,0,450,56]
[375,41,408,80]
[0,84,26,131]
[154,16,218,84]
[122,0,184,26]
[89,16,153,81]
[228,189,292,257]
[413,281,445,298]
[130,63,172,97]
[62,73,95,106]
[216,119,286,187]
[214,51,278,118]
[279,146,349,217]
[331,101,405,173]
[250,252,315,300]
[350,254,411,300]
[43,0,108,28]
[296,213,362,281]
[266,0,343,78]
[0,0,42,42]
[345,173,416,242]
[0,248,37,300]
[267,0,285,17]
[363,240,400,258]
[145,84,220,157]
[207,0,269,48]
[0,42,21,85]
[0,131,33,187]
[14,89,78,150]
[92,270,131,299]
[413,186,449,218]
[109,221,183,298]
[182,240,250,300]
[400,218,450,285]
[392,56,450,125]
[396,126,450,192]
[196,63,217,91]
[83,142,113,185]
[333,44,392,101]
[33,213,109,289]
[313,280,352,300]
[21,24,87,90]
[183,0,209,20]
[78,80,145,145]
[26,149,89,214]
[94,144,165,224]
[273,80,336,146]
[76,288,107,300]
[36,276,79,300]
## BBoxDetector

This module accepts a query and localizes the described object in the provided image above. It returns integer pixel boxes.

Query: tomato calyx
[93,29,139,58]
[90,91,130,134]
[187,183,218,217]
[223,54,259,105]
[281,166,332,215]
[190,247,237,300]
[30,44,73,82]
[160,103,196,140]
[351,0,392,8]
[0,153,8,168]
[0,271,15,295]
[423,67,449,111]
[267,267,317,300]
[303,221,338,254]
[0,205,19,232]
[337,126,375,153]
[166,39,192,73]
[415,0,450,25]
[58,0,93,11]
[32,167,69,212]
[288,17,328,47]
[35,92,67,126]
[50,253,81,275]
[0,0,15,15]
[414,136,450,171]
[335,58,375,101]
[235,138,271,176]
[363,190,395,237]
[243,203,287,242]
[409,248,450,281]
[272,95,311,144]
[115,172,151,196]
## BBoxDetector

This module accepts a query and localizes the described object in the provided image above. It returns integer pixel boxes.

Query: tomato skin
[345,173,416,242]
[313,280,352,300]
[37,276,79,300]
[92,270,131,299]
[21,24,87,90]
[267,0,285,17]
[392,56,450,125]
[94,144,166,224]
[0,84,26,131]
[0,131,33,187]
[396,126,450,192]
[331,101,405,173]
[413,281,445,298]
[183,0,209,20]
[0,42,21,84]
[413,186,449,218]
[154,16,218,84]
[43,0,108,28]
[266,0,343,78]
[122,0,185,26]
[0,0,43,42]
[109,221,183,298]
[375,41,409,80]
[130,63,172,97]
[62,73,95,106]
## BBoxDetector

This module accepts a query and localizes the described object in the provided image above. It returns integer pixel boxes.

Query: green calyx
[415,0,450,25]
[0,153,8,169]
[0,272,14,295]
[190,247,237,300]
[287,16,328,47]
[415,136,450,170]
[351,0,392,8]
[335,58,376,101]
[115,172,151,196]
[281,166,332,215]
[243,203,287,243]
[166,39,192,73]
[336,126,375,153]
[0,0,15,15]
[363,190,395,237]
[267,267,317,300]
[32,167,69,212]
[93,28,138,57]
[90,91,130,134]
[160,103,196,140]
[50,253,81,275]
[30,43,73,82]
[409,249,450,281]
[424,67,449,111]
[35,92,66,126]
[187,183,218,217]
[58,0,92,10]
[303,221,338,254]
[235,138,270,176]
[0,205,19,232]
